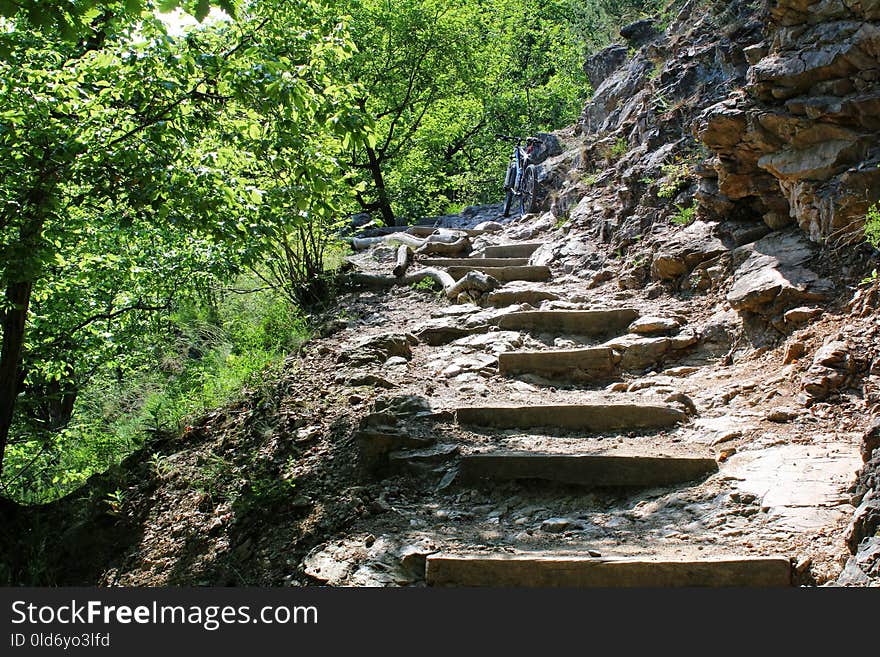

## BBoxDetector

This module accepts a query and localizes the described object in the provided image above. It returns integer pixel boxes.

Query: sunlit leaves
[1,2,368,474]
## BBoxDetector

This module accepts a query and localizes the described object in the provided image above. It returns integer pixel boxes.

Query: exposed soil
[3,205,873,587]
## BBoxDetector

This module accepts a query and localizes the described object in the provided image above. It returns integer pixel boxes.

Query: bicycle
[496,134,544,218]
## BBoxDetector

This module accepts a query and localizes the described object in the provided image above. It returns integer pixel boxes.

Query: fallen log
[408,226,454,237]
[393,245,415,278]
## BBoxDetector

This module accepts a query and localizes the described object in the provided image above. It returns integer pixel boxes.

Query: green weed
[672,203,697,226]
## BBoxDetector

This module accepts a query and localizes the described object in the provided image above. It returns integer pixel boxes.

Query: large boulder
[620,18,661,48]
[651,221,728,281]
[584,44,629,90]
[726,230,832,315]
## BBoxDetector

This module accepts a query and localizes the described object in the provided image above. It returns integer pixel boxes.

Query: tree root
[393,245,415,278]
[348,267,498,301]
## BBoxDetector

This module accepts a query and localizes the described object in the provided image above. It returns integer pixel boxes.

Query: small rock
[399,544,434,579]
[385,356,408,367]
[712,430,742,446]
[437,469,458,490]
[588,268,614,288]
[717,448,737,462]
[365,534,376,548]
[296,425,322,443]
[795,556,812,575]
[766,407,799,423]
[784,306,822,324]
[665,392,697,415]
[474,221,503,232]
[663,366,699,377]
[783,340,806,364]
[349,394,364,406]
[607,382,629,392]
[541,517,581,533]
[814,340,849,368]
[629,316,681,335]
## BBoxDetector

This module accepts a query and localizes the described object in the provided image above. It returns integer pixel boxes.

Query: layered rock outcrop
[700,0,880,242]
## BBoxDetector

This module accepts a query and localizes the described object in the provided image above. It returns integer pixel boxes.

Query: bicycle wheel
[501,163,516,217]
[520,164,538,216]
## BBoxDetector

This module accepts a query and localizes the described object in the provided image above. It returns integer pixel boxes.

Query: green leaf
[195,0,211,22]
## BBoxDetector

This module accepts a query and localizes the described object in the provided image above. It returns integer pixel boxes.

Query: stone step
[446,265,551,282]
[455,403,686,431]
[496,309,639,335]
[458,452,717,487]
[407,226,490,238]
[498,348,617,380]
[482,242,544,259]
[426,553,792,587]
[486,288,559,307]
[420,257,530,268]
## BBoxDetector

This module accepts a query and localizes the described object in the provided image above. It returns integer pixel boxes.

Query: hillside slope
[2,0,879,586]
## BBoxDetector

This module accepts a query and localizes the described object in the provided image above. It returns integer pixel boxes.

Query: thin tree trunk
[364,142,396,227]
[0,279,33,480]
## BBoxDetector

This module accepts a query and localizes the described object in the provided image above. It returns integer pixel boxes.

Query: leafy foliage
[1,0,667,500]
[671,202,697,226]
[865,203,880,249]
[339,0,593,223]
[0,1,368,488]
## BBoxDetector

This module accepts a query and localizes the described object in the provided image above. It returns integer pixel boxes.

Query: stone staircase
[398,235,795,587]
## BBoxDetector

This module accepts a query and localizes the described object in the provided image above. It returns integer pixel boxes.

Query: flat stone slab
[455,403,687,431]
[629,316,681,335]
[458,453,718,487]
[446,265,551,283]
[426,553,791,587]
[499,348,616,380]
[496,309,639,335]
[414,320,483,346]
[482,242,545,258]
[420,257,530,268]
[723,443,860,531]
[486,287,560,307]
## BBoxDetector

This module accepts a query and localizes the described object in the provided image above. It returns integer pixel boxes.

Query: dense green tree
[1,0,666,497]
[0,1,367,480]
[338,0,596,224]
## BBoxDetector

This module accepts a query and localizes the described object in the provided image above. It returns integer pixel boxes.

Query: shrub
[672,203,697,226]
[865,203,880,248]
[609,137,628,159]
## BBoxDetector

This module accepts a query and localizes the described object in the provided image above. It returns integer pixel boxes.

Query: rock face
[699,1,880,241]
[650,221,728,281]
[726,230,832,315]
[839,417,880,586]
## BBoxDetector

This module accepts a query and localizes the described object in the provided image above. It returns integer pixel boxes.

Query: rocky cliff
[527,0,880,584]
[701,0,880,243]
[545,0,880,246]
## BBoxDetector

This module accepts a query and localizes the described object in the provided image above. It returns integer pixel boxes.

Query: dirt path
[302,209,862,587]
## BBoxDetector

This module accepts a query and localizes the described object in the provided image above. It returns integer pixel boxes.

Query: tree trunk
[0,280,33,480]
[364,142,396,227]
